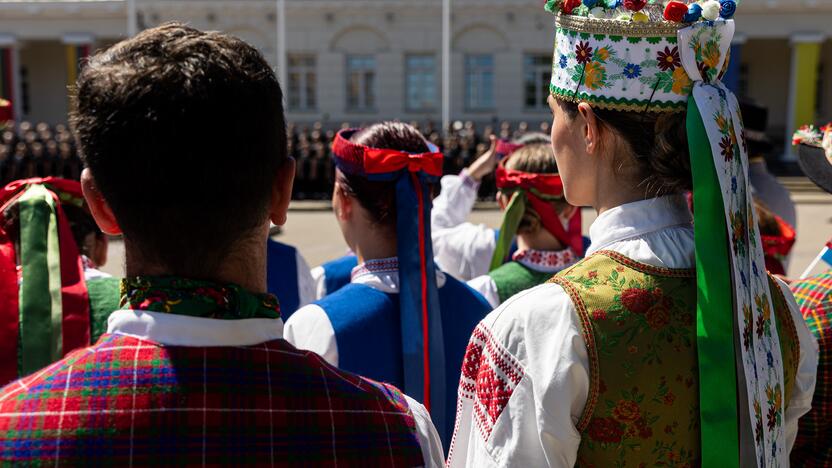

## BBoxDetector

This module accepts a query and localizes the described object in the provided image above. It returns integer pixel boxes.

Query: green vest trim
[488,261,554,304]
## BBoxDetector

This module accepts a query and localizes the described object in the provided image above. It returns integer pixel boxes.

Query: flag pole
[442,0,451,135]
[127,0,137,37]
[800,246,829,280]
[276,0,288,89]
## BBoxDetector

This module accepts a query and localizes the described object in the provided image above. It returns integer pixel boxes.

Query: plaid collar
[119,276,281,320]
[512,248,577,273]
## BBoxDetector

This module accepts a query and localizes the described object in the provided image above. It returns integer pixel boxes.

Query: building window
[405,54,437,112]
[465,54,494,111]
[287,54,316,111]
[346,55,376,111]
[524,54,551,110]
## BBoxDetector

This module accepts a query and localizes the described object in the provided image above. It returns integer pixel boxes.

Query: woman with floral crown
[447,2,817,466]
[284,122,492,450]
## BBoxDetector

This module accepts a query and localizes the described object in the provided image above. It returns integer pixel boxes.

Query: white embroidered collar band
[587,194,693,256]
[350,256,447,294]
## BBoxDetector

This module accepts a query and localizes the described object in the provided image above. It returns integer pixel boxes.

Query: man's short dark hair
[72,23,287,275]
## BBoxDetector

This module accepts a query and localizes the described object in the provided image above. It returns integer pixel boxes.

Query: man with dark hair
[0,24,442,465]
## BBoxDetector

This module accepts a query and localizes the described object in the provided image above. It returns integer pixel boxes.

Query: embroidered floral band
[550,14,730,112]
[120,276,281,320]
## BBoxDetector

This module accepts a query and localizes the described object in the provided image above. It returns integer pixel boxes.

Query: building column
[0,34,20,121]
[723,34,746,95]
[62,33,94,91]
[785,33,824,160]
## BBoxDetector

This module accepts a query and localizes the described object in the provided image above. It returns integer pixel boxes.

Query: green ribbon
[489,190,526,272]
[18,184,63,375]
[687,97,740,467]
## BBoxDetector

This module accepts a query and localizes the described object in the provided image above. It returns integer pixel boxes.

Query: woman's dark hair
[557,99,691,195]
[337,122,432,227]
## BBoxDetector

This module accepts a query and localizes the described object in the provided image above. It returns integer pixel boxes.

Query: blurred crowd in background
[289,119,551,200]
[0,121,83,184]
[1,119,550,201]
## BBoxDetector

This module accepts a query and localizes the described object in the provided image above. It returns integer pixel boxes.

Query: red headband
[495,164,564,198]
[332,129,443,177]
[495,140,525,160]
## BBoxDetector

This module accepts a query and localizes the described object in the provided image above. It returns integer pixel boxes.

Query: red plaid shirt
[791,270,832,467]
[0,320,428,466]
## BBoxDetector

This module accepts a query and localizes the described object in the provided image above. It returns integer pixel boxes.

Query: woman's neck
[516,229,564,253]
[352,228,398,265]
[592,160,653,215]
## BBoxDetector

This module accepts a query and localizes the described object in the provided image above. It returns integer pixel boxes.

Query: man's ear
[269,157,296,227]
[577,102,600,156]
[81,168,122,236]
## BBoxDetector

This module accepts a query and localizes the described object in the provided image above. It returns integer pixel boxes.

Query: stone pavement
[100,191,832,280]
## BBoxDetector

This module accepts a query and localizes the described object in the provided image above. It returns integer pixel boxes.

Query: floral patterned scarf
[119,276,280,320]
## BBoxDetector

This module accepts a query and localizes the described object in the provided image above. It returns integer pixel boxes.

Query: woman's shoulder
[478,282,581,361]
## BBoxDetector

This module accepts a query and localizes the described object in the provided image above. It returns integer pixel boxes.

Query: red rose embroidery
[663,391,676,406]
[587,417,624,444]
[612,399,641,423]
[592,309,608,320]
[621,288,652,314]
[646,299,671,329]
[588,270,598,279]
[663,1,688,22]
[623,0,647,11]
[635,418,653,439]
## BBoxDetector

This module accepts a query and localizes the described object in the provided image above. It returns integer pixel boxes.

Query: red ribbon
[364,148,444,177]
[0,177,91,385]
[495,164,584,255]
[495,140,524,159]
[332,129,444,177]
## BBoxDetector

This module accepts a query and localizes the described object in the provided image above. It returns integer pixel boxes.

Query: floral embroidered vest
[488,261,554,304]
[551,251,799,467]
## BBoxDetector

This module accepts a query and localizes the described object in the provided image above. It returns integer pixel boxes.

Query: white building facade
[0,0,830,155]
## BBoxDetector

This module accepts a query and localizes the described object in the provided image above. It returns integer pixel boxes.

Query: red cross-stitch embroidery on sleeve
[458,323,525,441]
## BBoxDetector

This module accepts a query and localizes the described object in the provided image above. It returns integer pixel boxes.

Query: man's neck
[124,238,268,294]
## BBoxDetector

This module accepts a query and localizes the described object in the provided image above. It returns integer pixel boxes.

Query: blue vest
[315,275,492,450]
[266,240,301,319]
[320,255,358,297]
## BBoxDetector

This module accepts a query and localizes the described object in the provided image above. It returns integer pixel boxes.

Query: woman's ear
[333,182,353,221]
[577,102,600,156]
[269,157,296,227]
[80,168,122,236]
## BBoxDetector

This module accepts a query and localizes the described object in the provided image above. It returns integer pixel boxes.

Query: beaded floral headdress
[546,2,789,466]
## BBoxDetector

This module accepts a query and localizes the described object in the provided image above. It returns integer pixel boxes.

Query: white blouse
[446,195,818,468]
[431,171,497,282]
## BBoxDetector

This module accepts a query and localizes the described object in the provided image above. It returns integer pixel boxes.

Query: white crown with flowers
[546,0,737,112]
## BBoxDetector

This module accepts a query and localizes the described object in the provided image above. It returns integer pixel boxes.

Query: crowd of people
[0,2,830,466]
[0,121,84,185]
[1,119,547,201]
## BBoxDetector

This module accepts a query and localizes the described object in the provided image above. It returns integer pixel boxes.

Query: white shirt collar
[106,309,284,347]
[587,194,693,256]
[351,256,447,294]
